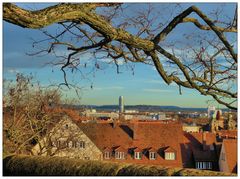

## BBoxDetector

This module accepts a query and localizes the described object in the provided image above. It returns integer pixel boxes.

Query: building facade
[32,116,237,173]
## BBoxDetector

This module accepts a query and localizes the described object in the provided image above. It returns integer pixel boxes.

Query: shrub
[3,155,236,176]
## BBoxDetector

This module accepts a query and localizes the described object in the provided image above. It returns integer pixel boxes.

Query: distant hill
[61,104,230,113]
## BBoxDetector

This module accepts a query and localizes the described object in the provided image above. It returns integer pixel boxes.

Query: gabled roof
[114,145,127,152]
[183,132,216,150]
[133,147,142,152]
[73,121,185,167]
[223,139,237,173]
[148,147,157,152]
[103,147,112,152]
[75,122,133,150]
[164,146,176,153]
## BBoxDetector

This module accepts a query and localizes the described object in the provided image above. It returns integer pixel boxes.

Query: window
[196,162,212,169]
[149,152,156,160]
[206,162,212,169]
[104,152,110,159]
[134,152,142,159]
[57,141,61,148]
[68,141,73,148]
[75,141,85,148]
[165,152,175,160]
[115,152,125,159]
[80,141,85,148]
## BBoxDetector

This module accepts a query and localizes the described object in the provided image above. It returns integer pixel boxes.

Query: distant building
[211,110,225,132]
[125,110,138,113]
[155,113,166,120]
[182,125,201,133]
[81,109,119,120]
[226,113,237,130]
[119,96,124,113]
[208,106,216,119]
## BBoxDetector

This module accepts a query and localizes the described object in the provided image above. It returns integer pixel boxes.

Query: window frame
[165,152,176,160]
[115,151,125,159]
[196,162,212,170]
[104,151,111,159]
[68,141,73,148]
[79,141,85,149]
[134,152,142,160]
[149,152,156,160]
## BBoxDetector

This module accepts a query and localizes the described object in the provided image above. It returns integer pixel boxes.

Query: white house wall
[31,116,103,161]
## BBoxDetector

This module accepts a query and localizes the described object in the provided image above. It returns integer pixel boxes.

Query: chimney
[202,132,207,151]
[133,121,139,140]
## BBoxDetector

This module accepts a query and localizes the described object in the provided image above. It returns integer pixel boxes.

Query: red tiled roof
[103,147,112,152]
[148,147,157,152]
[217,130,237,139]
[114,145,128,152]
[75,121,185,168]
[133,147,142,152]
[183,131,218,164]
[164,146,176,153]
[183,132,216,149]
[223,139,237,173]
[76,122,133,150]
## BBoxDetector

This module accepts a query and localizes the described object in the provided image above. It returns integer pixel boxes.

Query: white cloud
[7,68,20,74]
[145,79,164,84]
[143,88,173,93]
[92,86,124,91]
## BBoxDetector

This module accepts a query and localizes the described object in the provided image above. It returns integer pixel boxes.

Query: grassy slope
[3,155,236,176]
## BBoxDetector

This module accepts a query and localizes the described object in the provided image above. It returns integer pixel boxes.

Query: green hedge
[3,155,236,176]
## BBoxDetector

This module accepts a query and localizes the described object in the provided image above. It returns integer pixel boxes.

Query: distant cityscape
[28,95,237,174]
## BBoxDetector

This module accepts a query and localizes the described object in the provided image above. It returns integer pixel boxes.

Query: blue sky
[3,3,237,108]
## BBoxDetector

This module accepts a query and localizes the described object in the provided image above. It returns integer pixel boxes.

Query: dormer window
[149,152,156,160]
[165,152,176,160]
[114,146,126,160]
[134,152,142,160]
[115,152,125,159]
[164,146,176,160]
[104,152,111,159]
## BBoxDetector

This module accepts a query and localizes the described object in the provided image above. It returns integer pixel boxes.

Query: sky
[2,2,237,108]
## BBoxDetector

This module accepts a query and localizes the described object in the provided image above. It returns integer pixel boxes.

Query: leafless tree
[3,74,62,155]
[3,3,237,109]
